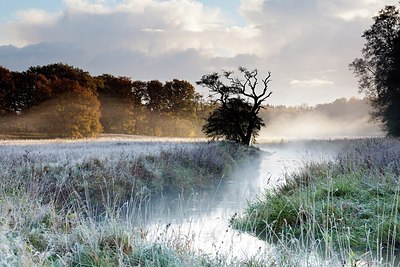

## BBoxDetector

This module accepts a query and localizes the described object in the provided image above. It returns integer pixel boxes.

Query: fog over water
[143,140,344,261]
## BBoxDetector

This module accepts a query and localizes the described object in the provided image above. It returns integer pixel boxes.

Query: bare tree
[197,67,272,145]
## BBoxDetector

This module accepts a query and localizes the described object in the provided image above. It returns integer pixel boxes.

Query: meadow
[0,138,259,266]
[1,137,399,266]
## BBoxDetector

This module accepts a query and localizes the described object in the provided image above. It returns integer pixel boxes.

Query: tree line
[0,63,212,138]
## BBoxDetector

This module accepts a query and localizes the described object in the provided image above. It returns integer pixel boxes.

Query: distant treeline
[0,63,213,138]
[262,98,371,122]
[0,63,375,139]
[259,98,381,138]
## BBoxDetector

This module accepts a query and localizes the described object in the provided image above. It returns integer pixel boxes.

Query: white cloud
[114,0,225,32]
[3,0,240,55]
[335,9,372,21]
[63,0,115,14]
[141,28,165,33]
[239,0,264,15]
[290,79,334,88]
[15,9,62,24]
[1,9,62,46]
[317,0,398,21]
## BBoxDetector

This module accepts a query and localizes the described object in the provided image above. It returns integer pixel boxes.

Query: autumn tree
[130,80,148,107]
[197,67,272,145]
[49,82,102,138]
[350,4,400,136]
[29,63,102,138]
[96,75,202,137]
[1,63,213,138]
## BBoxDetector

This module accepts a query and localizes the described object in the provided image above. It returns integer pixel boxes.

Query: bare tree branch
[197,66,273,145]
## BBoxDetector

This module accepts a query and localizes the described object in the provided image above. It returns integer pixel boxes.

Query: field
[0,138,260,266]
[1,137,399,266]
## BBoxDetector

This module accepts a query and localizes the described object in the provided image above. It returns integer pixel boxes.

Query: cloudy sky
[0,0,397,106]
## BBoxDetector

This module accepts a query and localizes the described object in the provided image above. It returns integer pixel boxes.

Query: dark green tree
[131,80,148,107]
[350,4,400,136]
[197,67,272,145]
[145,80,164,113]
[142,79,200,136]
[96,74,137,133]
[203,98,265,143]
[163,79,197,116]
[11,71,51,111]
[96,74,132,98]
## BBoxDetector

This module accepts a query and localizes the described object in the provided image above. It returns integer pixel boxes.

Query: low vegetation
[1,140,259,208]
[4,137,400,266]
[232,138,400,265]
[0,140,259,266]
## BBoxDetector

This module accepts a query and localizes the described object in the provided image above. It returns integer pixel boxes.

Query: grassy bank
[0,140,260,266]
[232,138,400,264]
[0,141,259,207]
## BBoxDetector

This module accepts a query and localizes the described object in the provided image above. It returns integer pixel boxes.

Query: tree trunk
[242,135,251,146]
[242,118,255,146]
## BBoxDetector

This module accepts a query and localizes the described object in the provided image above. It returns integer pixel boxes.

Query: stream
[141,141,340,262]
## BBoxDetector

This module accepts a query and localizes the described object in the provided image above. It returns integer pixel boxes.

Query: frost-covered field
[0,137,254,204]
[0,137,261,266]
[0,136,205,164]
[3,137,397,266]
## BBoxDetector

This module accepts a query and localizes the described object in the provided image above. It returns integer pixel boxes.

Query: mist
[0,98,61,139]
[258,98,383,141]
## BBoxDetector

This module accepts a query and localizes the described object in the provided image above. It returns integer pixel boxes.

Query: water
[142,141,340,262]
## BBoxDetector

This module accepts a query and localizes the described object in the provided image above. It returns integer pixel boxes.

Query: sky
[0,0,398,106]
